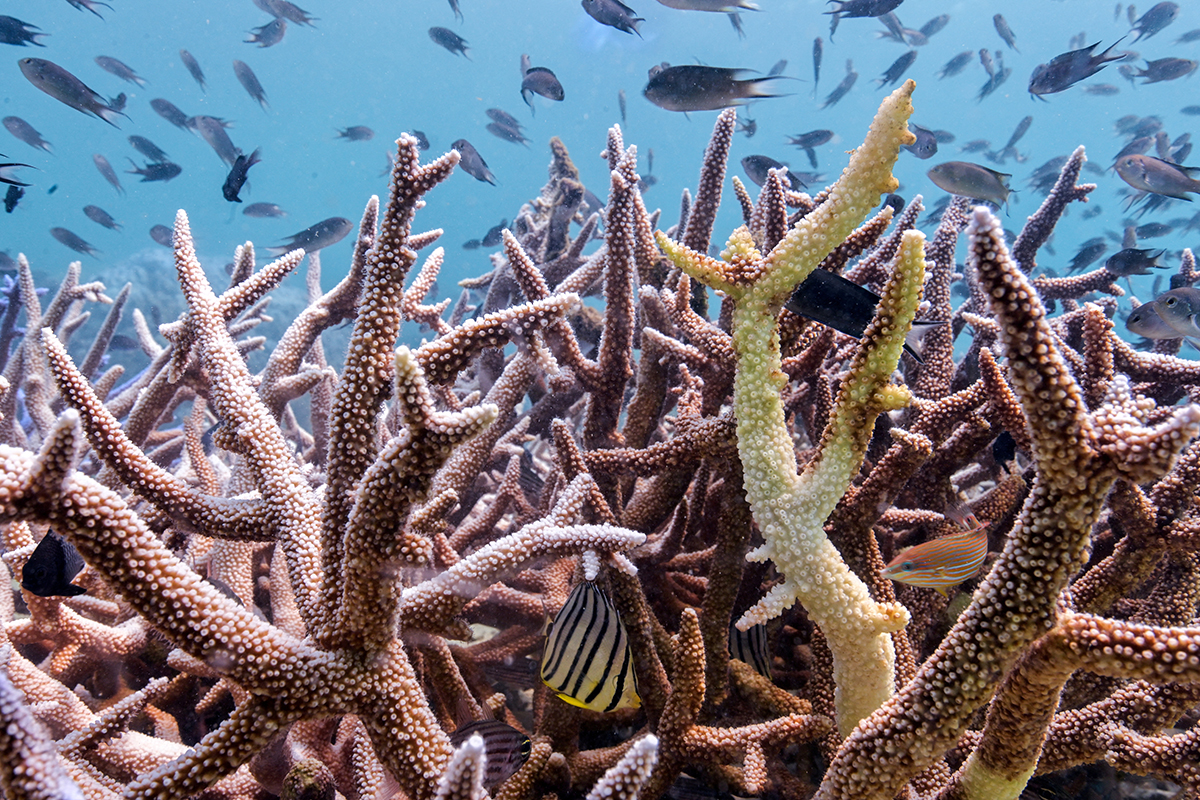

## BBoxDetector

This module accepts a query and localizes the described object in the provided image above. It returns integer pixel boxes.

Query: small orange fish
[883,509,989,596]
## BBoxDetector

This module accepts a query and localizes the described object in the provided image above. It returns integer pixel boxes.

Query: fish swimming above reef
[19,58,127,127]
[243,202,286,218]
[785,268,939,361]
[50,226,100,258]
[336,125,374,142]
[452,139,496,185]
[127,159,182,183]
[180,49,206,91]
[1115,154,1200,200]
[151,98,192,130]
[927,161,1012,206]
[541,581,640,713]
[2,117,51,153]
[233,60,269,109]
[247,18,287,48]
[1106,247,1166,276]
[222,148,261,202]
[92,153,123,194]
[644,64,787,112]
[129,135,169,162]
[94,55,147,87]
[83,204,121,230]
[875,50,916,88]
[429,27,470,58]
[21,531,87,597]
[582,0,644,37]
[520,55,564,114]
[821,60,858,108]
[0,16,47,47]
[741,155,809,190]
[903,124,938,159]
[1131,1,1179,42]
[148,224,174,247]
[1134,57,1198,83]
[266,217,352,256]
[1028,39,1126,97]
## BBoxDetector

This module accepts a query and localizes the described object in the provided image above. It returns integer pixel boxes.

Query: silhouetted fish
[336,126,374,141]
[582,0,644,36]
[149,225,174,247]
[1028,39,1125,97]
[129,135,169,162]
[21,532,87,597]
[19,58,127,127]
[243,202,287,218]
[1131,1,1179,42]
[644,64,785,112]
[520,55,564,114]
[180,49,206,91]
[452,139,496,184]
[127,160,182,183]
[993,14,1018,51]
[1106,248,1166,276]
[2,117,51,154]
[189,115,240,166]
[151,98,192,129]
[1134,57,1198,83]
[223,148,261,202]
[51,227,100,258]
[876,50,917,88]
[938,51,972,79]
[64,0,111,18]
[267,217,352,256]
[429,27,470,58]
[821,60,857,108]
[247,18,287,47]
[233,60,269,109]
[825,0,903,18]
[84,205,121,230]
[93,153,123,194]
[812,36,823,96]
[5,185,23,213]
[0,15,47,47]
[95,55,147,87]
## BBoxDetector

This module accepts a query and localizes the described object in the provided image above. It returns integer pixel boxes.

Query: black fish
[190,115,241,166]
[0,157,32,187]
[149,224,174,247]
[223,148,261,202]
[3,117,52,153]
[246,18,287,47]
[0,15,47,47]
[429,27,470,58]
[19,58,127,127]
[21,532,86,597]
[1028,39,1125,97]
[151,98,191,130]
[127,160,182,183]
[1134,57,1198,83]
[876,50,917,88]
[95,55,147,87]
[452,139,496,185]
[267,217,353,256]
[448,721,531,790]
[1068,239,1107,273]
[486,122,530,146]
[4,185,23,213]
[785,268,939,361]
[336,126,374,141]
[233,60,269,109]
[812,37,823,97]
[84,205,121,230]
[787,129,834,148]
[449,0,463,22]
[919,14,950,39]
[582,0,643,36]
[51,227,100,258]
[521,56,564,113]
[992,431,1016,469]
[180,49,206,91]
[93,153,124,194]
[825,0,903,18]
[487,108,523,130]
[129,135,169,162]
[741,155,802,189]
[481,219,508,247]
[243,202,287,218]
[1106,247,1166,276]
[938,51,973,79]
[820,60,858,109]
[644,64,785,112]
[412,130,430,150]
[903,124,938,159]
[618,89,627,124]
[1131,1,1179,42]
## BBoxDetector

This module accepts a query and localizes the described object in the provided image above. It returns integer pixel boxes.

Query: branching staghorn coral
[3,80,1200,800]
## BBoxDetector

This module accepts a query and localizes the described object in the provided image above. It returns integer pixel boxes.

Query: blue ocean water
[1,0,1195,355]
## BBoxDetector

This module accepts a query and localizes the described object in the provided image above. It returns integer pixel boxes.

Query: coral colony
[6,81,1200,800]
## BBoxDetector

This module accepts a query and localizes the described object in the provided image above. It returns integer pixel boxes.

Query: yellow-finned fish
[883,510,990,597]
[541,581,640,712]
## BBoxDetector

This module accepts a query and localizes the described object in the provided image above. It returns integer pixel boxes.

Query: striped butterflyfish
[882,511,990,597]
[540,580,641,712]
[448,720,531,789]
[728,622,772,679]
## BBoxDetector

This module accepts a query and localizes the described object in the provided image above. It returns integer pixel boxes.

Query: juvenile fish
[812,36,823,96]
[1115,154,1200,200]
[412,130,430,150]
[84,204,121,230]
[1134,57,1197,83]
[243,202,287,218]
[3,117,52,153]
[222,148,261,202]
[95,55,147,87]
[180,49,206,91]
[149,224,174,247]
[151,98,192,130]
[903,124,938,159]
[129,135,169,162]
[481,219,509,247]
[993,14,1018,52]
[645,64,785,112]
[927,161,1012,206]
[0,15,47,47]
[336,126,374,141]
[4,185,23,213]
[429,27,470,58]
[1131,1,1179,41]
[521,56,564,113]
[267,217,352,256]
[21,532,87,597]
[19,58,127,127]
[582,0,644,37]
[1028,39,1126,97]
[247,18,287,48]
[127,159,182,183]
[233,60,269,109]
[51,227,101,258]
[93,153,123,194]
[876,50,916,88]
[452,139,496,185]
[820,60,857,108]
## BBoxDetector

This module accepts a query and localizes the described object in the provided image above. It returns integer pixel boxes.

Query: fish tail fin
[96,105,127,128]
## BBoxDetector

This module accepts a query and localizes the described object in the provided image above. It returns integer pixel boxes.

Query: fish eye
[901,561,914,571]
[1167,297,1178,306]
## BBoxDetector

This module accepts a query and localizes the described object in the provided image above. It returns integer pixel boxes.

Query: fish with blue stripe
[541,580,640,712]
[883,509,990,597]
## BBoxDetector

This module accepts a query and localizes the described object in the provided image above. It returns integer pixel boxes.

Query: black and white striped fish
[448,720,531,788]
[541,581,640,712]
[728,622,772,679]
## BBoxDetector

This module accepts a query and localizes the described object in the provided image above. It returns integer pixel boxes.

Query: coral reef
[4,84,1200,800]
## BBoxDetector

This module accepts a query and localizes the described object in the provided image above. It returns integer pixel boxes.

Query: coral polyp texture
[3,86,1200,800]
